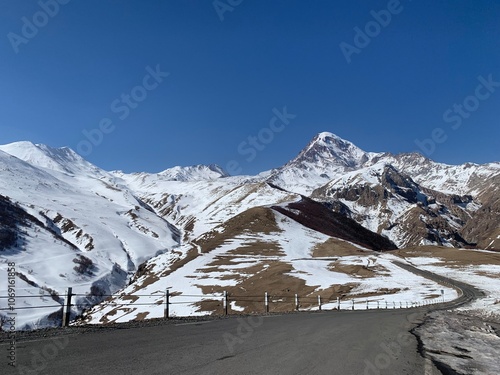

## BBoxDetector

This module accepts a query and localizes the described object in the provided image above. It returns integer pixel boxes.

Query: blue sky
[1,0,499,175]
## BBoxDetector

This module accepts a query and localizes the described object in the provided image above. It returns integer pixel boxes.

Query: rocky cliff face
[311,163,481,248]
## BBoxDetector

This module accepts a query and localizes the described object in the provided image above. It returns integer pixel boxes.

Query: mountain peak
[0,141,105,177]
[291,132,369,169]
[157,164,229,181]
[264,132,372,195]
[314,131,348,142]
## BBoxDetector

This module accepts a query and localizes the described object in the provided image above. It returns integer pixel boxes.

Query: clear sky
[1,0,499,175]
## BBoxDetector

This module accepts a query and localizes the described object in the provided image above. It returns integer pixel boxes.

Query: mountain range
[0,132,498,328]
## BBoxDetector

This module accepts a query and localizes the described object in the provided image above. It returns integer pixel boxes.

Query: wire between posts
[0,288,451,320]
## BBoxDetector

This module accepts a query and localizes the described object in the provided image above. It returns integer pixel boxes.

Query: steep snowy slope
[0,141,107,178]
[114,169,299,242]
[0,147,180,329]
[370,152,500,196]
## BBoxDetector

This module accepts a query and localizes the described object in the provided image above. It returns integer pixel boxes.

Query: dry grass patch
[120,294,140,303]
[227,241,284,257]
[192,261,365,314]
[193,207,282,254]
[393,246,500,267]
[328,262,376,278]
[159,248,199,277]
[135,312,150,321]
[474,270,500,278]
[312,238,374,257]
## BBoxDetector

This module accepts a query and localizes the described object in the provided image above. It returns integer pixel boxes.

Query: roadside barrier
[0,287,448,328]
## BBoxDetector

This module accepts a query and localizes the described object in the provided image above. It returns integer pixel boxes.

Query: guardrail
[3,261,478,329]
[1,287,448,329]
[163,290,447,317]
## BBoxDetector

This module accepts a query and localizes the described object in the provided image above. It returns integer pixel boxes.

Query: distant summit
[0,141,106,177]
[157,164,229,181]
[265,132,376,195]
[288,132,369,169]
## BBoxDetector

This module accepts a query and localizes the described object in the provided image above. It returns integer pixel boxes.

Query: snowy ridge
[113,164,229,183]
[0,141,107,178]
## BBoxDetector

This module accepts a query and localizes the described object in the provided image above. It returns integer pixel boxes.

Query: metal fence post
[295,294,299,311]
[62,287,72,327]
[164,289,170,319]
[265,292,269,313]
[223,291,228,315]
[337,297,340,311]
[318,295,322,311]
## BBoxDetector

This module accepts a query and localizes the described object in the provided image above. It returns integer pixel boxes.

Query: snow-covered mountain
[0,141,107,178]
[311,162,475,248]
[260,132,499,248]
[113,163,229,184]
[0,132,498,328]
[0,145,180,329]
[264,132,378,195]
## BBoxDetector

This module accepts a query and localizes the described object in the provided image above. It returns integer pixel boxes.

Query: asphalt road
[2,309,445,375]
[1,262,483,375]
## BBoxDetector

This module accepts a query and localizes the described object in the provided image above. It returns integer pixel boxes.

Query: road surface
[0,262,483,375]
[3,309,441,375]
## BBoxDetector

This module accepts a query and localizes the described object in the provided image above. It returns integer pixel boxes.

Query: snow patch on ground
[402,253,500,374]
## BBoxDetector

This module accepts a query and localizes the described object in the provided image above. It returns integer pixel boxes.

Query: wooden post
[62,287,72,327]
[223,291,228,315]
[164,289,170,319]
[265,292,269,313]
